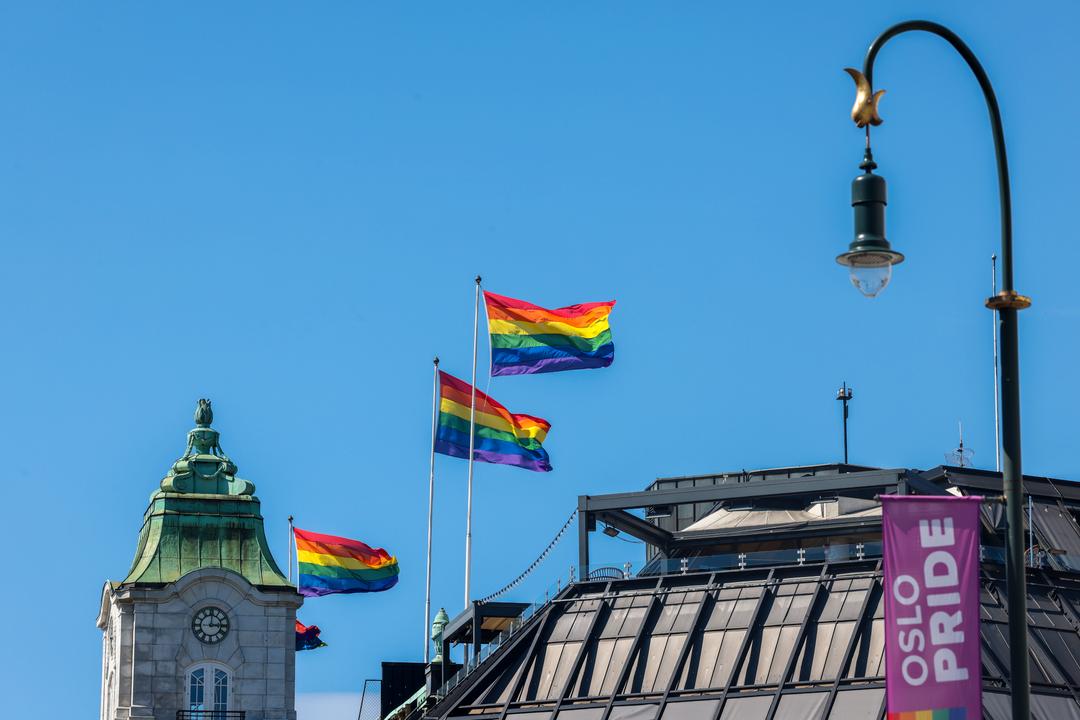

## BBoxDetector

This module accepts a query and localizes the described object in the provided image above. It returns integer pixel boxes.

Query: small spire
[431,607,450,663]
[195,398,214,427]
[186,399,227,459]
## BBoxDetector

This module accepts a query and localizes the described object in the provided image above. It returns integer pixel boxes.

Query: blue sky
[2,2,1079,718]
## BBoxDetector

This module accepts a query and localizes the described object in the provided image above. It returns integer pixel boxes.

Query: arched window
[188,664,230,715]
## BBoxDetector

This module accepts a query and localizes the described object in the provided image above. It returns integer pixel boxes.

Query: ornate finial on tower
[431,608,450,663]
[195,398,214,427]
[163,400,249,495]
[188,399,223,456]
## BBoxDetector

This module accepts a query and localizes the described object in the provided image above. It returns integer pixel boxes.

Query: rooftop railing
[640,542,884,575]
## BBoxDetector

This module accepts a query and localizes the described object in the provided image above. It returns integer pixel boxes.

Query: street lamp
[836,144,903,298]
[839,20,1033,718]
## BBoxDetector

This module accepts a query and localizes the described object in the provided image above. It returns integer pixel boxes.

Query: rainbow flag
[484,291,616,376]
[435,370,552,472]
[887,710,966,720]
[295,620,328,651]
[293,527,400,597]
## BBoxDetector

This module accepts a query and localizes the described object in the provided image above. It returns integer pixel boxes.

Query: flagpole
[465,275,481,608]
[288,515,295,584]
[425,356,440,663]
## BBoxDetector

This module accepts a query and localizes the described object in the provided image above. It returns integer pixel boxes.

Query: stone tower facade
[97,401,302,719]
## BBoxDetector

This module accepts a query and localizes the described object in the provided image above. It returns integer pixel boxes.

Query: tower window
[188,665,230,714]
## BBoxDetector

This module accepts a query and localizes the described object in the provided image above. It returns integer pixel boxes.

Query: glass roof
[426,562,1080,720]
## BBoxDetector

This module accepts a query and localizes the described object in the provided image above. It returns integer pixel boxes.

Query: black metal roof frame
[578,465,1080,581]
[644,464,881,491]
[424,559,1080,720]
[443,602,533,657]
[922,465,1080,501]
[411,465,1080,720]
[590,468,908,513]
[577,468,909,581]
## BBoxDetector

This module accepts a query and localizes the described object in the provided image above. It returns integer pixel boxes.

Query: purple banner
[882,495,983,720]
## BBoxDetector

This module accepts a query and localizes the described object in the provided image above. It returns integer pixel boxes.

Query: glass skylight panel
[718,694,772,720]
[657,699,720,720]
[772,691,828,720]
[826,688,883,720]
[607,704,658,720]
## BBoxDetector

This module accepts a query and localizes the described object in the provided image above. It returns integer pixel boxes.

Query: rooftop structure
[98,401,300,720]
[120,399,290,588]
[387,463,1080,720]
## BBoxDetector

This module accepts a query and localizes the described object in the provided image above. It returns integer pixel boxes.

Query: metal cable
[478,509,578,603]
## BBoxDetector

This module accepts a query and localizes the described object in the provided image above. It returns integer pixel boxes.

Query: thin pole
[863,22,1030,718]
[836,382,853,464]
[1000,305,1030,719]
[424,357,440,663]
[288,515,294,584]
[842,390,849,464]
[464,275,481,608]
[992,254,1001,472]
[1028,495,1034,566]
[958,420,965,468]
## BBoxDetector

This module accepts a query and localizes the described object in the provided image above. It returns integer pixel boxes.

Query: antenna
[836,382,854,464]
[947,421,975,468]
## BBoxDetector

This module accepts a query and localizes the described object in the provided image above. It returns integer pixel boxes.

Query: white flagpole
[288,515,295,584]
[992,254,1002,472]
[425,356,440,663]
[465,275,481,608]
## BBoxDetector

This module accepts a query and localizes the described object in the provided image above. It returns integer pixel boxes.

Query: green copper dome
[121,400,291,589]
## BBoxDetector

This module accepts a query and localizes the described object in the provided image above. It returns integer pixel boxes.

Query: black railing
[587,566,627,580]
[176,711,245,719]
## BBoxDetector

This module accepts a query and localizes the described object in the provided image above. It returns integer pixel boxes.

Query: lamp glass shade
[849,264,892,298]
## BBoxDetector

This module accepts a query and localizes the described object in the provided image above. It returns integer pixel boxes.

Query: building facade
[97,401,302,720]
[389,464,1080,720]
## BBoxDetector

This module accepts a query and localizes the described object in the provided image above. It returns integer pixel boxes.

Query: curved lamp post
[839,21,1032,718]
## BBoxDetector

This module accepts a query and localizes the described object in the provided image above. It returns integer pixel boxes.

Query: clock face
[191,606,230,644]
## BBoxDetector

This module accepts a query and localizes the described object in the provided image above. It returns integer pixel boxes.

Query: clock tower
[97,401,302,720]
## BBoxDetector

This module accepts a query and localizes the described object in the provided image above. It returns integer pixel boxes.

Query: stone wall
[98,568,303,720]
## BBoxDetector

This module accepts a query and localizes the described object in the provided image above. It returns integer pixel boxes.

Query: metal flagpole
[464,275,481,608]
[425,357,440,663]
[992,254,1002,472]
[288,515,295,584]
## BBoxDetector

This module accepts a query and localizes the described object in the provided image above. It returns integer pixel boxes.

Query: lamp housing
[837,153,904,297]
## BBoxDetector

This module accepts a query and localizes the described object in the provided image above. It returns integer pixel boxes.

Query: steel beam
[579,497,591,581]
[596,509,674,551]
[582,469,903,513]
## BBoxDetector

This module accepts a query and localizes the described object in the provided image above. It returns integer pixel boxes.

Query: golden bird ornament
[844,68,885,127]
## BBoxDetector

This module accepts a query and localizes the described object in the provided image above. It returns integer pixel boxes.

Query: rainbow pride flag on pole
[293,527,400,597]
[484,291,616,376]
[435,370,552,471]
[295,620,328,651]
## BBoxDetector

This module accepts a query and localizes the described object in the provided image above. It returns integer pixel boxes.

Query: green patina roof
[121,400,291,589]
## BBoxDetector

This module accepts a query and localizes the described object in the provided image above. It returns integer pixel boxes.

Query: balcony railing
[176,711,245,719]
